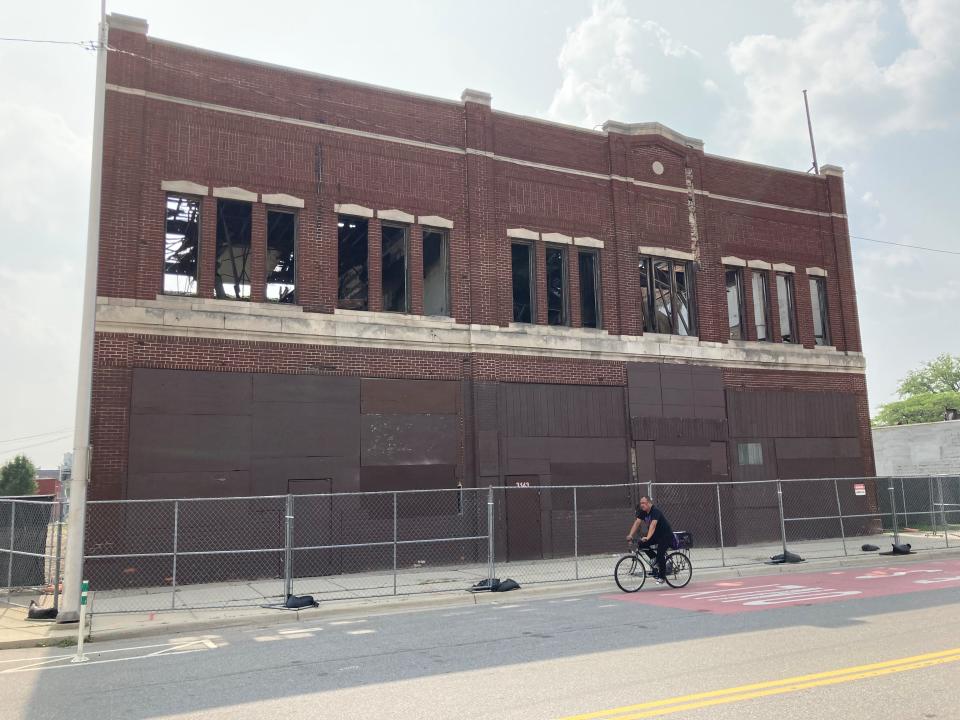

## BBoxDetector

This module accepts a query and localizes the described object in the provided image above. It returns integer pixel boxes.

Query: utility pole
[803,89,819,174]
[59,0,107,623]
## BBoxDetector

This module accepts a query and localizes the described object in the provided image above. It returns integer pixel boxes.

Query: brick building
[88,15,873,559]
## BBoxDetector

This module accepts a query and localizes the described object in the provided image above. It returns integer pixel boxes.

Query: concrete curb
[3,547,957,650]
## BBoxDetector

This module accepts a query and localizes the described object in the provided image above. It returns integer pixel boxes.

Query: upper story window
[639,256,695,336]
[266,210,296,304]
[511,242,535,323]
[381,223,409,312]
[776,272,797,343]
[545,245,569,326]
[751,270,771,341]
[164,194,200,296]
[337,215,369,310]
[725,267,744,340]
[578,249,601,329]
[810,276,830,346]
[422,228,450,316]
[215,199,252,300]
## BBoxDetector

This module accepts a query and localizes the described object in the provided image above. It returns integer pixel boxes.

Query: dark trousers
[638,538,667,576]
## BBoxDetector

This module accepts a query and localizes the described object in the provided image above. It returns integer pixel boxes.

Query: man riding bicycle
[626,495,673,583]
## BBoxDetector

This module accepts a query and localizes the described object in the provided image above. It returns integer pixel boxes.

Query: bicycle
[615,532,693,592]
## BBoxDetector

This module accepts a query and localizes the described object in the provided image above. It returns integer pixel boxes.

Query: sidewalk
[3,538,957,651]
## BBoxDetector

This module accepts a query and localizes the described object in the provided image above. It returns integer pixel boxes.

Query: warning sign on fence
[854,483,866,496]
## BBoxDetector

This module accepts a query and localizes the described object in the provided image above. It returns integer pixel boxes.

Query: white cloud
[547,0,703,127]
[726,0,960,162]
[703,78,721,94]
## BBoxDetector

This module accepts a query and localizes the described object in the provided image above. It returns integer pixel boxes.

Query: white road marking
[0,638,216,674]
[492,604,521,609]
[329,619,366,626]
[253,636,280,642]
[346,629,376,635]
[278,628,320,635]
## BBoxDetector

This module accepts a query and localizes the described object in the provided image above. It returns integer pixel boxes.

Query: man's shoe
[654,577,665,585]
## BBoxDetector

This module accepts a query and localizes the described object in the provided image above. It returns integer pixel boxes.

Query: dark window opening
[215,199,252,300]
[382,223,409,312]
[751,270,770,341]
[810,276,830,346]
[546,245,568,326]
[725,267,745,340]
[337,215,368,310]
[738,442,763,465]
[639,256,696,336]
[266,210,296,304]
[423,228,449,316]
[511,242,535,323]
[164,194,200,296]
[578,249,601,329]
[776,272,797,343]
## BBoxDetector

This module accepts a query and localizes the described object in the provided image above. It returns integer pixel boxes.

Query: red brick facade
[88,17,873,503]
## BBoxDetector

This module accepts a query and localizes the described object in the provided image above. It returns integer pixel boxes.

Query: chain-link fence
[7,475,957,615]
[0,494,67,611]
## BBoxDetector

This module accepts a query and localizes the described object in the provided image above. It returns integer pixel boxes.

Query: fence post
[776,481,788,556]
[573,487,579,581]
[833,479,847,556]
[487,486,495,583]
[715,483,725,567]
[888,480,900,545]
[170,500,179,610]
[283,494,294,600]
[6,501,15,590]
[52,493,64,612]
[900,478,908,529]
[937,477,949,548]
[392,492,398,596]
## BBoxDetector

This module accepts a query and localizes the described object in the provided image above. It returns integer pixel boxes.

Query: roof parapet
[820,164,844,177]
[461,89,492,107]
[107,13,148,34]
[602,120,704,151]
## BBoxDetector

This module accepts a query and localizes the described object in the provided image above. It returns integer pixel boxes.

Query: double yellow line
[559,647,960,720]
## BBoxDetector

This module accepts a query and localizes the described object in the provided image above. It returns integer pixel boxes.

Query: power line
[850,234,960,257]
[0,428,73,444]
[0,434,72,457]
[0,36,96,49]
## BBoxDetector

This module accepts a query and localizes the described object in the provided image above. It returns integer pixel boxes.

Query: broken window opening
[751,270,771,341]
[164,194,200,296]
[422,228,449,316]
[546,245,568,326]
[578,249,601,329]
[776,272,797,343]
[639,256,696,336]
[266,210,296,304]
[725,267,745,340]
[382,223,409,312]
[511,242,535,323]
[337,215,368,310]
[810,276,830,346]
[214,199,252,300]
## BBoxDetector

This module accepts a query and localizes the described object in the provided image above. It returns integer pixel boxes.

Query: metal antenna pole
[803,90,819,174]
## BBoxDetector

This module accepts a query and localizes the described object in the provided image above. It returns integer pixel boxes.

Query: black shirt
[636,505,673,543]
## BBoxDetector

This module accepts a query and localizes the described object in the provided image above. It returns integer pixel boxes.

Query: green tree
[874,354,960,426]
[0,455,38,496]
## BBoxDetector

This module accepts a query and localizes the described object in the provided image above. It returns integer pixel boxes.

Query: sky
[1,0,958,468]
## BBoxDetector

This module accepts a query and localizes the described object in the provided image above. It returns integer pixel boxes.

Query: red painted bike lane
[607,559,960,614]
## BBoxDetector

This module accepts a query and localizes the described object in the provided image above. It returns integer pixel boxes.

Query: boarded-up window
[215,199,252,300]
[511,242,535,323]
[338,215,368,310]
[423,228,449,316]
[164,194,200,296]
[266,210,295,304]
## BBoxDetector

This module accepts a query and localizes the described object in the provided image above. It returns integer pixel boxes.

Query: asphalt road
[2,558,959,720]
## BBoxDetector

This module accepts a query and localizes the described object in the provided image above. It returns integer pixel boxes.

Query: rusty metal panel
[477,429,500,477]
[361,414,458,465]
[727,390,859,438]
[359,464,456,492]
[502,383,626,438]
[132,368,252,415]
[127,469,251,499]
[711,441,729,476]
[635,441,655,482]
[632,417,728,442]
[506,436,627,464]
[361,378,459,415]
[252,400,360,459]
[129,413,251,474]
[660,365,693,389]
[691,366,723,391]
[655,444,713,461]
[252,373,359,405]
[775,437,861,459]
[250,457,359,495]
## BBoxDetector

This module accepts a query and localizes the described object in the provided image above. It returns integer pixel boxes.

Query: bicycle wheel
[663,551,692,588]
[615,554,647,592]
